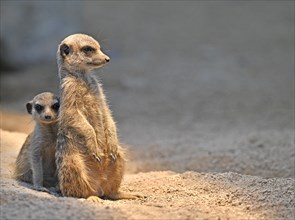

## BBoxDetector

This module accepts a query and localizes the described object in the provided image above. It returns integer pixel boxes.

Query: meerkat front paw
[108,144,120,162]
[109,152,118,162]
[92,153,104,163]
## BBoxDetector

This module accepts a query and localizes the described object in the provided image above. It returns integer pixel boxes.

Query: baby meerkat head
[57,33,110,71]
[26,92,59,124]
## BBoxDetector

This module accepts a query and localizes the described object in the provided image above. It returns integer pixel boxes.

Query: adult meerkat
[56,33,138,202]
[14,92,59,192]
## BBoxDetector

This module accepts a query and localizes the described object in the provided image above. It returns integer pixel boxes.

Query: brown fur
[14,92,59,191]
[56,34,138,202]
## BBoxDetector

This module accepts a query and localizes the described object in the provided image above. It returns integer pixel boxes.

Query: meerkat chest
[42,142,56,161]
[75,82,104,118]
[61,76,105,129]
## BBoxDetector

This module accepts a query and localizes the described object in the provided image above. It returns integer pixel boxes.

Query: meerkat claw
[92,153,102,163]
[110,153,117,162]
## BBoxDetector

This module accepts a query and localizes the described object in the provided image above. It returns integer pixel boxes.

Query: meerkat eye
[34,104,44,113]
[82,46,96,53]
[52,103,60,111]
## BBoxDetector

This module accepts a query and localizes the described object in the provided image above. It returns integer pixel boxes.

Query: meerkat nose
[45,115,52,120]
[105,57,110,63]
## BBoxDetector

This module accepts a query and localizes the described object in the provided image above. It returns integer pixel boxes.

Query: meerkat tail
[106,191,143,200]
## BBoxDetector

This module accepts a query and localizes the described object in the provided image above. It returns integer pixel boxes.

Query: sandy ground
[1,128,294,220]
[1,2,294,220]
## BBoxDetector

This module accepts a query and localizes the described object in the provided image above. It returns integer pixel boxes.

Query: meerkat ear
[59,43,71,57]
[26,102,33,114]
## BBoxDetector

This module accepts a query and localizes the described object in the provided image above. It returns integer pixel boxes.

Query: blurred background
[0,1,294,177]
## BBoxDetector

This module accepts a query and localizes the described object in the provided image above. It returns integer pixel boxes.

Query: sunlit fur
[56,34,138,201]
[14,92,59,191]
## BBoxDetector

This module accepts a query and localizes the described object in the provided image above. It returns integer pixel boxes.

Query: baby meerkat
[14,92,59,192]
[56,33,139,202]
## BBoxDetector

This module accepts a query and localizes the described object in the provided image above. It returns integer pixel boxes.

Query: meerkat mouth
[87,62,105,66]
[40,119,58,124]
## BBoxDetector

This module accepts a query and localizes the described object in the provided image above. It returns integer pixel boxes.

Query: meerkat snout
[44,115,52,120]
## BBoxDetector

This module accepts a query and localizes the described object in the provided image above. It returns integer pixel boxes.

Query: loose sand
[0,126,294,219]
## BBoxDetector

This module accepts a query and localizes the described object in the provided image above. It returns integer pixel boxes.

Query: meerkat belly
[42,143,57,186]
[85,151,125,197]
[81,95,103,123]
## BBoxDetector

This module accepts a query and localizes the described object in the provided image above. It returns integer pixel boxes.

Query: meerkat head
[57,33,110,72]
[26,92,59,124]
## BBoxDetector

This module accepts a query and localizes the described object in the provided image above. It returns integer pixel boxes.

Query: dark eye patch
[52,103,60,111]
[34,104,44,113]
[82,46,96,53]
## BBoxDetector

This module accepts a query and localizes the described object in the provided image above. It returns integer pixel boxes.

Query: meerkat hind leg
[86,196,103,203]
